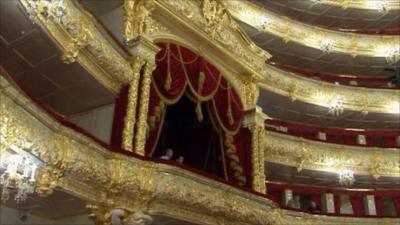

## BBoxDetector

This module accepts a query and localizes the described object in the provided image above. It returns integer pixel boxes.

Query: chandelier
[0,152,38,203]
[24,0,66,23]
[327,96,344,116]
[338,169,355,187]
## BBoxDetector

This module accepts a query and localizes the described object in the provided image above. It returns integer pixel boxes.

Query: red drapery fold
[111,85,129,148]
[350,195,366,216]
[334,195,341,215]
[267,188,283,206]
[394,197,400,217]
[310,193,322,209]
[375,196,383,217]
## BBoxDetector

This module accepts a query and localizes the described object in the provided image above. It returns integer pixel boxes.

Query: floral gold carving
[35,168,63,197]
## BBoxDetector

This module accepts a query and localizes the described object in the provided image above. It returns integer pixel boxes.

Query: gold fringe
[195,72,206,122]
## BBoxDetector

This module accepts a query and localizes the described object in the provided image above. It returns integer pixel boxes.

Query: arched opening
[112,43,251,187]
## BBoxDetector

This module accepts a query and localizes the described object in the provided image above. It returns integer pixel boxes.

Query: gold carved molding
[228,1,400,61]
[265,131,400,178]
[1,75,399,225]
[260,64,400,114]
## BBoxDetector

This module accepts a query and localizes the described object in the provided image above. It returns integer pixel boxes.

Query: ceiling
[250,0,400,32]
[239,21,400,78]
[0,0,115,116]
[265,162,400,189]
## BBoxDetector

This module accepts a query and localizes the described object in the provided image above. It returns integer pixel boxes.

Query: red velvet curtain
[393,197,400,217]
[374,196,383,217]
[267,188,283,206]
[310,193,322,209]
[144,43,249,187]
[350,196,365,216]
[334,195,341,215]
[111,85,129,148]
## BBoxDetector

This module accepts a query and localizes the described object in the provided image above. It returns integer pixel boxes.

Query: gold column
[244,106,268,193]
[122,57,145,151]
[134,61,156,154]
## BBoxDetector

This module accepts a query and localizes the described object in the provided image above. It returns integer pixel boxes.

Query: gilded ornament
[123,0,156,45]
[122,57,146,151]
[35,168,62,197]
[134,62,156,154]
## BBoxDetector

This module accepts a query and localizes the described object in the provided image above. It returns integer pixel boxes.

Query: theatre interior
[1,0,400,224]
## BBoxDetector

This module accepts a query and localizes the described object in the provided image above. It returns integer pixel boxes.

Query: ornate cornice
[2,75,400,224]
[265,131,400,179]
[20,0,133,94]
[228,1,400,61]
[261,64,400,114]
[309,0,400,11]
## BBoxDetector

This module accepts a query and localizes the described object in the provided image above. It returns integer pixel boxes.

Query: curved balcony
[228,1,400,60]
[273,63,397,89]
[264,131,400,179]
[265,118,400,148]
[261,64,400,115]
[2,74,400,225]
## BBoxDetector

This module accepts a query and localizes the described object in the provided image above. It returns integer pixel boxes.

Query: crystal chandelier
[327,96,345,116]
[338,169,355,187]
[0,152,37,203]
[24,0,66,23]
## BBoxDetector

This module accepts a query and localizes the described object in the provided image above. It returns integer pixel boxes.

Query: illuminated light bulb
[319,39,335,53]
[327,96,345,116]
[259,17,272,30]
[338,169,355,186]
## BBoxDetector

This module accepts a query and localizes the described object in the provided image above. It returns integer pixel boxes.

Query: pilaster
[243,106,268,193]
[122,36,160,155]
